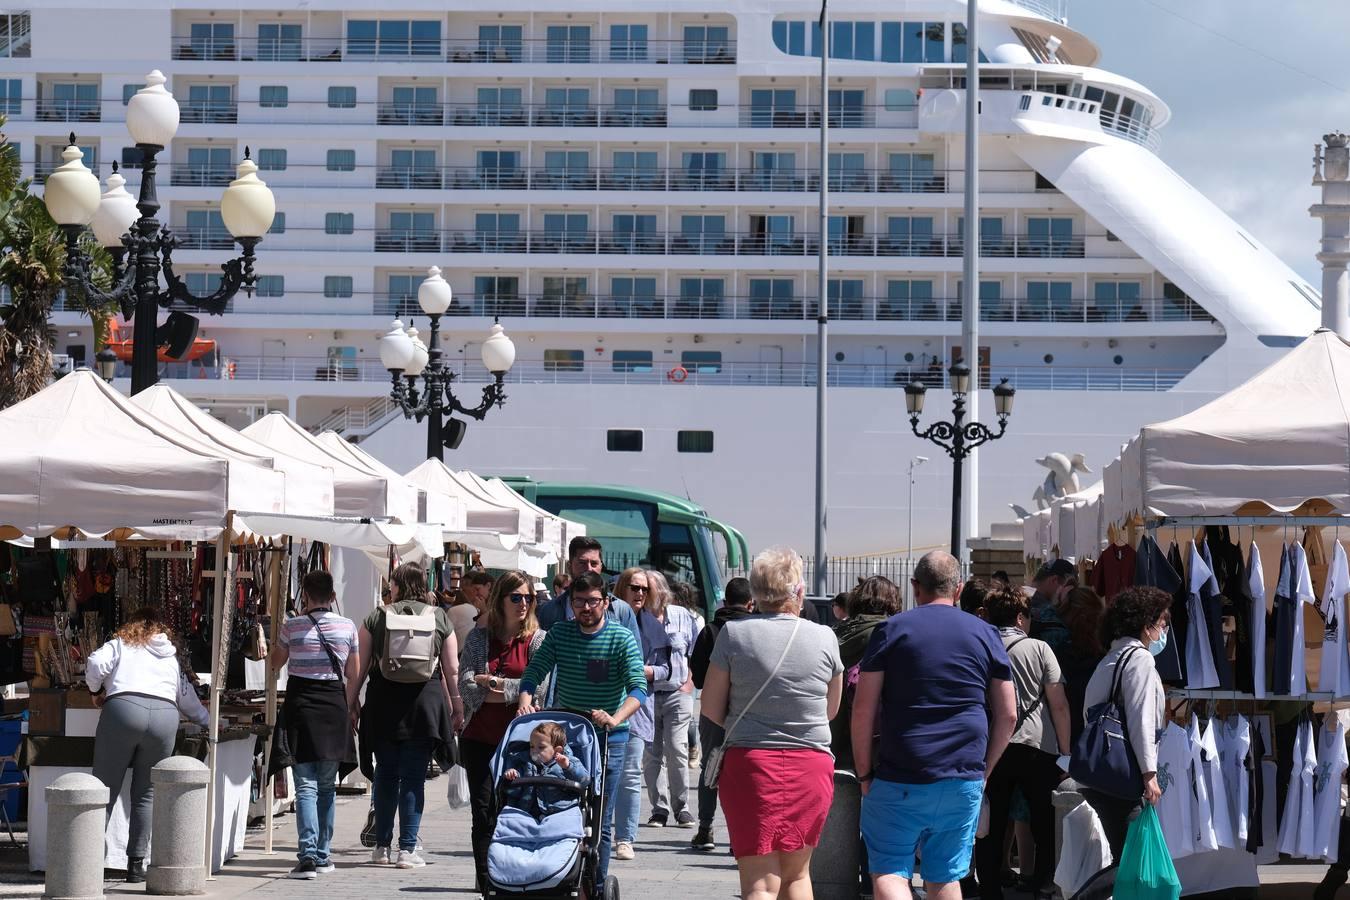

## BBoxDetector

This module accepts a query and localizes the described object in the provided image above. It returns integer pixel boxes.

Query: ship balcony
[35,99,100,123]
[169,35,735,65]
[121,354,1191,394]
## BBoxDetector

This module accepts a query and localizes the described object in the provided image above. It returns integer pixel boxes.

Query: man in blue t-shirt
[851,550,1016,900]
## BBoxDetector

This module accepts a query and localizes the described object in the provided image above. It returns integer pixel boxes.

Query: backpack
[379,604,439,684]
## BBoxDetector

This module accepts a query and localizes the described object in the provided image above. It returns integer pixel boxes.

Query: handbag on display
[1070,646,1144,799]
[243,621,268,661]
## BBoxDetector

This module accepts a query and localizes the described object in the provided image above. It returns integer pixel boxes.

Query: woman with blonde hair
[701,548,844,900]
[612,567,671,859]
[348,561,463,869]
[458,570,546,890]
[86,607,209,883]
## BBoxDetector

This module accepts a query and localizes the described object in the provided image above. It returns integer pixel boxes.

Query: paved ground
[0,778,1341,898]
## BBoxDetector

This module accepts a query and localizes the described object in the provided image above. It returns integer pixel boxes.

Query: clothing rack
[1148,515,1350,529]
[1167,689,1341,702]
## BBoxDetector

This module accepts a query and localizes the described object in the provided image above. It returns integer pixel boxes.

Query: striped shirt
[521,619,647,731]
[280,610,357,681]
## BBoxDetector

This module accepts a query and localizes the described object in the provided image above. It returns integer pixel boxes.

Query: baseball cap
[1034,558,1076,581]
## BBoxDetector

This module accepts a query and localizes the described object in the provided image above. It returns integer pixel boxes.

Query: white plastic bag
[447,764,471,809]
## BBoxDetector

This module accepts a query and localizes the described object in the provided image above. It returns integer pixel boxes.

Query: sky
[1069,0,1350,284]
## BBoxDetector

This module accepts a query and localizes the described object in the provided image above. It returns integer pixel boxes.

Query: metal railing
[146,357,1191,392]
[35,99,100,122]
[51,291,1211,325]
[1007,0,1070,23]
[311,395,399,436]
[169,35,736,64]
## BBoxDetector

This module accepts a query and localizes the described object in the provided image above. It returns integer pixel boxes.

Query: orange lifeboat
[105,319,216,363]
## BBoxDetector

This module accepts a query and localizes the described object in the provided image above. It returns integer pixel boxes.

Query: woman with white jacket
[85,607,209,883]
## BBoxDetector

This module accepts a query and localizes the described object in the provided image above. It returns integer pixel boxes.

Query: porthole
[1043,354,1054,364]
[1113,355,1123,365]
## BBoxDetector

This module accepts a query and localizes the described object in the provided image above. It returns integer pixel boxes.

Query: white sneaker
[395,849,427,869]
[371,846,392,866]
[613,842,635,861]
[315,862,336,875]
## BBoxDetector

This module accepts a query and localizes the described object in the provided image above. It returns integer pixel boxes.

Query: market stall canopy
[314,432,463,532]
[0,370,285,540]
[133,386,335,517]
[460,471,582,557]
[1051,482,1104,561]
[1136,329,1350,516]
[232,513,443,562]
[242,413,418,523]
[431,466,536,544]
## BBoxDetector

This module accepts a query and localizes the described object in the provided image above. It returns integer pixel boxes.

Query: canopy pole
[261,547,284,855]
[203,511,234,882]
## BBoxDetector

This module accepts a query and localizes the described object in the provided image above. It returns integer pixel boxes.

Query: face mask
[1148,627,1169,656]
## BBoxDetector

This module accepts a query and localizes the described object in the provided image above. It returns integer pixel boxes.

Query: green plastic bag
[1114,805,1181,900]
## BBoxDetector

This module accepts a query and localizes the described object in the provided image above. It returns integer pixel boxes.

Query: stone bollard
[43,772,108,900]
[809,771,863,900]
[147,757,209,895]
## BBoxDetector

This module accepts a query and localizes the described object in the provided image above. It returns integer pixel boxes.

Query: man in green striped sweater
[518,571,646,895]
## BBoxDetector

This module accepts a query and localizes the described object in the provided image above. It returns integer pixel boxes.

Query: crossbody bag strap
[306,612,345,681]
[1005,637,1045,731]
[721,616,802,745]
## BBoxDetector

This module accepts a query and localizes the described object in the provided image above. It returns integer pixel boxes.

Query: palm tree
[0,118,112,408]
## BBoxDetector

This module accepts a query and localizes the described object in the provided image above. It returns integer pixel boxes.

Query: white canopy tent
[433,466,538,545]
[132,385,335,518]
[0,371,286,540]
[1120,330,1350,519]
[314,431,464,533]
[243,413,419,523]
[461,472,578,557]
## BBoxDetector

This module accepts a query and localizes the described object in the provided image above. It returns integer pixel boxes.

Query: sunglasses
[507,592,534,605]
[629,585,650,594]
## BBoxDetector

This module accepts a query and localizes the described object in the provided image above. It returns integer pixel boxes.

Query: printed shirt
[279,610,357,681]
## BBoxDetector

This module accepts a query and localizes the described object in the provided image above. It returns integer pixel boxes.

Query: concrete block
[809,772,862,900]
[43,772,107,900]
[147,757,208,896]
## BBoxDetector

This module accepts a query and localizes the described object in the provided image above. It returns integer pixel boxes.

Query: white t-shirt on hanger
[1201,717,1236,849]
[1185,542,1221,690]
[1156,721,1197,859]
[1189,713,1219,852]
[1278,717,1318,858]
[1290,543,1317,695]
[1312,718,1348,863]
[1319,542,1350,697]
[1248,544,1267,699]
[1219,714,1252,848]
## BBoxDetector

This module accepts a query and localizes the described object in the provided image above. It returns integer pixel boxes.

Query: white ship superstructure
[4,1,1321,555]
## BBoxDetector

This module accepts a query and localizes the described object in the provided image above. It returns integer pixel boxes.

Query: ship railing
[50,290,1213,326]
[154,357,1189,392]
[169,36,736,65]
[1004,0,1070,24]
[34,99,100,123]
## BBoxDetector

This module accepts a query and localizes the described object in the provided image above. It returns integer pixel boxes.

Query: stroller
[483,711,618,900]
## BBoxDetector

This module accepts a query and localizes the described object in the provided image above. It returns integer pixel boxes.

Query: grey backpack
[379,604,438,683]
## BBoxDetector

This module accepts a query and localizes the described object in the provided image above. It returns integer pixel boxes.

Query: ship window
[185,272,224,295]
[122,84,139,106]
[609,24,648,62]
[324,276,353,298]
[677,431,715,453]
[829,22,875,60]
[268,213,285,234]
[256,275,285,297]
[326,149,355,171]
[1019,95,1032,111]
[689,89,718,111]
[256,148,287,171]
[881,23,902,62]
[606,430,643,452]
[1258,335,1306,348]
[325,213,355,235]
[885,89,917,111]
[1034,173,1056,191]
[327,86,357,109]
[952,23,986,63]
[544,349,585,372]
[120,147,142,170]
[1042,96,1053,107]
[681,350,722,373]
[612,350,653,373]
[259,85,288,108]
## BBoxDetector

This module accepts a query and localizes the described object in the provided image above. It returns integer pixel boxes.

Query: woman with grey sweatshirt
[1079,585,1170,860]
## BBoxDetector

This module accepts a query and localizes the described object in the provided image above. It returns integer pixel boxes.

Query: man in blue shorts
[851,550,1017,900]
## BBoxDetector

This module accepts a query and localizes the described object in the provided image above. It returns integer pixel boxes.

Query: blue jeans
[596,730,629,892]
[613,732,646,843]
[373,739,435,851]
[293,760,340,864]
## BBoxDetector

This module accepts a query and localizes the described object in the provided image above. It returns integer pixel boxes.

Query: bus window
[655,521,702,598]
[538,498,656,574]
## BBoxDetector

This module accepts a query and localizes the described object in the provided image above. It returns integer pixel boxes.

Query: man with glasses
[537,535,641,641]
[519,571,647,897]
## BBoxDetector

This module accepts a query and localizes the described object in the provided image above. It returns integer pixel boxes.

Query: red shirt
[1093,544,1138,601]
[462,633,532,745]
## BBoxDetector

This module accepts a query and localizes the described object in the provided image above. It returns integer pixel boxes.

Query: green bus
[500,478,748,615]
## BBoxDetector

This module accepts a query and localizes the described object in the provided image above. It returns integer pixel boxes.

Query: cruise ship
[5,1,1322,557]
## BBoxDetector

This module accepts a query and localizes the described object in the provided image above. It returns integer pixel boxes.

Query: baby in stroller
[503,722,591,818]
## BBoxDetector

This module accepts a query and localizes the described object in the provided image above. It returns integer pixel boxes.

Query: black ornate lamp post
[41,70,275,395]
[378,266,517,461]
[905,364,1016,557]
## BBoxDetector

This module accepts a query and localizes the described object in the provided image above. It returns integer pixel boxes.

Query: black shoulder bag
[1069,646,1145,799]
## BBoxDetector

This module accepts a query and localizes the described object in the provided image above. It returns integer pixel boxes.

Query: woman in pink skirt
[701,547,844,900]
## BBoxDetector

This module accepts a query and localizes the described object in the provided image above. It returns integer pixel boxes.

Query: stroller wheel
[602,875,619,900]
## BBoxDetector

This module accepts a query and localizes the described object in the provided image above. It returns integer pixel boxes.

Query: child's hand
[556,754,570,769]
[504,769,519,780]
